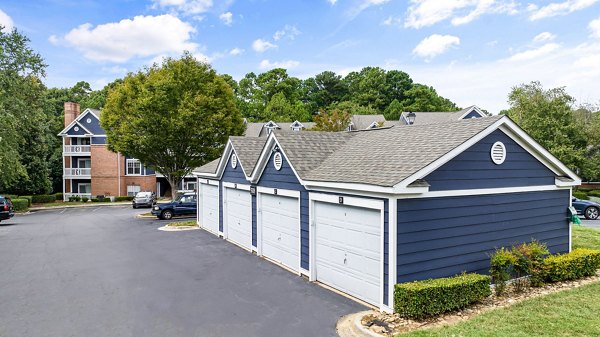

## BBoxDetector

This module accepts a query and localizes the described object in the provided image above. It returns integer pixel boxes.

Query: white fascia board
[228,143,251,181]
[212,141,234,180]
[394,117,507,189]
[499,119,581,183]
[302,180,429,197]
[398,185,567,199]
[555,178,579,187]
[458,106,484,119]
[249,133,277,182]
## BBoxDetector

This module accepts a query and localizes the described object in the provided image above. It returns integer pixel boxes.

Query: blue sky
[1,0,599,113]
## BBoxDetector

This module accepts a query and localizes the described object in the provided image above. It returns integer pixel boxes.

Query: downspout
[117,153,121,197]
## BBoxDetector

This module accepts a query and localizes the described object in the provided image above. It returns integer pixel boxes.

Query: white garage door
[260,193,299,272]
[199,183,219,234]
[314,201,381,306]
[225,187,252,250]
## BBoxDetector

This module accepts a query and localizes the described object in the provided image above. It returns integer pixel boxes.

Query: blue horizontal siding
[397,189,570,283]
[222,151,248,185]
[424,129,556,191]
[252,194,257,247]
[219,181,223,232]
[81,113,105,135]
[65,124,88,136]
[91,137,106,145]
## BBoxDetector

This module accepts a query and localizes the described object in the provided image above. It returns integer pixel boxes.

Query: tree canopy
[101,52,244,198]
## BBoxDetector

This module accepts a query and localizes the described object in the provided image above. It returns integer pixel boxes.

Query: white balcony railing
[63,168,91,177]
[63,193,92,201]
[63,145,91,155]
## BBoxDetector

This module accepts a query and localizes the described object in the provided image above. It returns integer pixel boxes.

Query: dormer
[264,120,280,135]
[290,120,304,132]
[367,121,379,129]
[347,122,355,131]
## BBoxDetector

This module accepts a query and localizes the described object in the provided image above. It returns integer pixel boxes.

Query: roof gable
[58,108,102,136]
[64,121,91,136]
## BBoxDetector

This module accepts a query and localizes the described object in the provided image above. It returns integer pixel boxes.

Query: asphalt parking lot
[0,206,364,337]
[581,219,600,229]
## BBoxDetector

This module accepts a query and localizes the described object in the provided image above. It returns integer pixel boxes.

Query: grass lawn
[572,225,600,250]
[399,281,600,337]
[167,220,197,227]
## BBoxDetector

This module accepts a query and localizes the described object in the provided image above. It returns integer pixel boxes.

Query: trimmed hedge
[1,194,19,200]
[573,191,589,200]
[394,273,491,319]
[31,194,57,203]
[537,248,600,283]
[588,190,600,198]
[11,198,29,211]
[54,192,63,200]
[19,196,32,207]
[115,196,134,202]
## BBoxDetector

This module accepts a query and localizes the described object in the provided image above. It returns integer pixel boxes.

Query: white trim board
[396,185,569,199]
[58,108,99,136]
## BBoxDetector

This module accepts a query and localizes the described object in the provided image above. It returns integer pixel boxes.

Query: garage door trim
[257,186,301,274]
[222,181,253,252]
[198,178,220,234]
[309,193,386,311]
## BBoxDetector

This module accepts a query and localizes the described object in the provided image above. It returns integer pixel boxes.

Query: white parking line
[59,209,67,214]
[92,207,102,212]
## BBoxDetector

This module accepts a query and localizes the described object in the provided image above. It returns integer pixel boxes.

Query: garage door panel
[225,187,252,250]
[200,184,219,234]
[315,201,381,306]
[260,194,299,272]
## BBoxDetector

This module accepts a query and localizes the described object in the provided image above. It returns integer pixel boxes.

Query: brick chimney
[64,102,80,127]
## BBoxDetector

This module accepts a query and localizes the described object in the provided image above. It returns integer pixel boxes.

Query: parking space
[0,207,363,337]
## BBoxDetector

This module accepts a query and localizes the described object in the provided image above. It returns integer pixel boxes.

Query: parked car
[132,191,156,209]
[0,196,15,223]
[572,197,600,220]
[151,192,197,220]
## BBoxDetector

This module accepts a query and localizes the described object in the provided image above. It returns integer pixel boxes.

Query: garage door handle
[343,258,347,265]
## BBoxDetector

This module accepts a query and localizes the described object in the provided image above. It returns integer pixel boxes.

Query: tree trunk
[167,176,179,200]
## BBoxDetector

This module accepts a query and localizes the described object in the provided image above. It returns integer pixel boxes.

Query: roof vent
[86,118,92,124]
[231,153,238,169]
[273,152,283,171]
[74,126,80,132]
[491,141,506,165]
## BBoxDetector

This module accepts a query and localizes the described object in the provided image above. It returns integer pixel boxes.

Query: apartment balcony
[63,145,91,155]
[63,168,91,178]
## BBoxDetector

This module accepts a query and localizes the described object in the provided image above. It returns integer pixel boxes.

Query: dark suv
[151,192,197,220]
[0,196,15,223]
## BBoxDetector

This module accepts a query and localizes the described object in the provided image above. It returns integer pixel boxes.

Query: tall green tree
[302,71,348,112]
[507,81,587,173]
[101,52,244,199]
[310,108,352,132]
[0,26,52,194]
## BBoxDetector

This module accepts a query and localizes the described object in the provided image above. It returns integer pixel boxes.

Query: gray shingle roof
[303,116,502,186]
[245,122,317,137]
[230,136,267,174]
[244,123,264,137]
[350,114,387,130]
[194,158,220,175]
[274,131,356,178]
[400,106,481,125]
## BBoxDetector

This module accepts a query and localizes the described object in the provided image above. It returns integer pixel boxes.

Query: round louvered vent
[74,126,80,132]
[231,153,238,168]
[87,118,92,124]
[491,141,506,165]
[273,152,282,171]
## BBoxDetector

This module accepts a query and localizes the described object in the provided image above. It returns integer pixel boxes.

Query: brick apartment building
[58,102,196,200]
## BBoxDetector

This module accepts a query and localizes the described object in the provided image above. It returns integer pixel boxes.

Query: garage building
[194,115,580,312]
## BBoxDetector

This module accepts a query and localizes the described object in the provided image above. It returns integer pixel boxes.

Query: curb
[28,202,132,212]
[337,311,386,337]
[157,225,200,232]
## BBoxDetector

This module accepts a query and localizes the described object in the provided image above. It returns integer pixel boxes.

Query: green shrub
[1,194,19,200]
[19,196,32,207]
[11,198,29,211]
[539,249,600,283]
[490,247,517,295]
[31,194,57,203]
[588,190,600,198]
[114,196,134,202]
[394,273,491,319]
[82,197,89,202]
[91,198,99,202]
[54,192,63,200]
[573,191,589,200]
[512,240,550,288]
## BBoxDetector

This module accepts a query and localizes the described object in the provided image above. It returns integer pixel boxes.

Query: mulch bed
[362,271,600,336]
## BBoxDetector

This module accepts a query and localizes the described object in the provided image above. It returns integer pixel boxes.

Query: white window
[127,159,142,175]
[77,158,91,169]
[127,185,141,196]
[78,183,91,194]
[185,181,197,191]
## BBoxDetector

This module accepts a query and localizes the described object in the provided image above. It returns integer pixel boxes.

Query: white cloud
[508,43,560,61]
[529,0,598,20]
[401,42,600,113]
[0,9,14,31]
[382,16,402,26]
[101,66,128,74]
[413,34,460,59]
[347,0,391,19]
[533,32,556,43]
[405,0,518,29]
[152,0,213,14]
[327,0,338,5]
[273,25,301,41]
[219,12,233,25]
[229,47,244,55]
[259,59,300,70]
[590,17,600,38]
[252,38,277,52]
[57,15,198,63]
